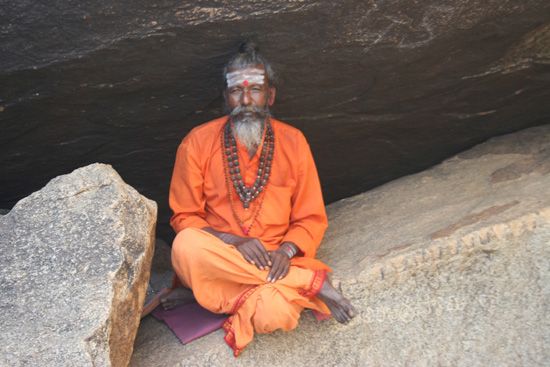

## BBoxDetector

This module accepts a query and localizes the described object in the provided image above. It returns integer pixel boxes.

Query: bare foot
[160,287,195,310]
[317,276,356,324]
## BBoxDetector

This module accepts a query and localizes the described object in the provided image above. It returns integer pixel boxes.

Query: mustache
[230,105,268,117]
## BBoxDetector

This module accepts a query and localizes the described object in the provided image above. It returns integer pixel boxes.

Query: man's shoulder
[270,118,305,139]
[271,118,309,144]
[184,116,227,142]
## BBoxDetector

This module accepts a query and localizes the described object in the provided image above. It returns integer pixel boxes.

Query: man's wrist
[279,242,298,259]
[219,232,237,244]
[202,227,236,244]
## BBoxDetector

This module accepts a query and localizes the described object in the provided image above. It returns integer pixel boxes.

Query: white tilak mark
[227,69,265,88]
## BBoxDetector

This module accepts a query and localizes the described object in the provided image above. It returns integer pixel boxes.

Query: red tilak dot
[243,80,248,86]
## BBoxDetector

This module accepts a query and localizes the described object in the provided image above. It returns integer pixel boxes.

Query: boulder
[0,164,157,367]
[130,125,550,366]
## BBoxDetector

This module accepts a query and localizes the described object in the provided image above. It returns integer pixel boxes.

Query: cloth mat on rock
[152,303,329,345]
[151,302,229,344]
[143,284,331,345]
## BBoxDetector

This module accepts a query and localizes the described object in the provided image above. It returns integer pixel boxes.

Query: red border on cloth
[298,269,326,298]
[223,284,263,357]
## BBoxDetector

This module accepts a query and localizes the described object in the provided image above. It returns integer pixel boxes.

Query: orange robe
[169,116,330,356]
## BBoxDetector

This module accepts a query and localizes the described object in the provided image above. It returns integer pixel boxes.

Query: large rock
[1,1,549,241]
[0,164,157,367]
[130,125,550,366]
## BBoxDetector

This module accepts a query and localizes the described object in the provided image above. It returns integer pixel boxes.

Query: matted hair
[223,42,277,88]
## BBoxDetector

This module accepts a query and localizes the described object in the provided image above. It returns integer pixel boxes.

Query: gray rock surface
[2,0,550,241]
[150,238,173,276]
[0,163,157,367]
[130,125,550,366]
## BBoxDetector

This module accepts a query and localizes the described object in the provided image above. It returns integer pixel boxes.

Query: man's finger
[268,255,288,282]
[270,266,281,283]
[237,240,265,269]
[251,240,271,267]
[278,262,290,280]
[266,262,276,282]
[242,250,255,265]
[237,245,257,266]
[258,241,273,266]
[249,245,269,270]
[267,257,281,282]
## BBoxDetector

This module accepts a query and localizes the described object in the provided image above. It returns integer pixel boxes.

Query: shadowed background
[1,0,549,241]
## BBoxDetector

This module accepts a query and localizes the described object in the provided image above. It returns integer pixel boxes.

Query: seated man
[161,42,356,356]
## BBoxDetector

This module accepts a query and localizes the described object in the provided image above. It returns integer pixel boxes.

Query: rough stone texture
[150,238,174,276]
[130,125,550,366]
[0,163,157,367]
[1,0,550,241]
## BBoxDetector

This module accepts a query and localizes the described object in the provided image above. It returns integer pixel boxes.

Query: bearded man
[161,42,356,357]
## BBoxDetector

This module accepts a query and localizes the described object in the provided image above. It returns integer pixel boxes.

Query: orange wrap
[172,228,329,356]
[169,117,331,355]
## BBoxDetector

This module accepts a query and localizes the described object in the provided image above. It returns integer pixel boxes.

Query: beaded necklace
[221,117,274,235]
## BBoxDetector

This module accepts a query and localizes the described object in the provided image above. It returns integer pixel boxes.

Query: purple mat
[152,302,229,344]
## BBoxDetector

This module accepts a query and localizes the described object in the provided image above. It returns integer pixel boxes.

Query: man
[161,42,356,357]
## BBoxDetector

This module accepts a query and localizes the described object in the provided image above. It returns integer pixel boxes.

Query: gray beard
[233,117,264,155]
[230,105,270,154]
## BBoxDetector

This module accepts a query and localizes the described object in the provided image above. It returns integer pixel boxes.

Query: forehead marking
[227,69,265,88]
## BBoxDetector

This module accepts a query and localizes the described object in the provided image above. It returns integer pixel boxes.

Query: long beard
[230,105,270,154]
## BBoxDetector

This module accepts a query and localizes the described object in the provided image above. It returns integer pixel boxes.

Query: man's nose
[241,89,251,106]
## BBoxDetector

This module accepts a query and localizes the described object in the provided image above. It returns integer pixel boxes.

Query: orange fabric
[169,117,331,355]
[171,228,329,356]
[169,116,329,268]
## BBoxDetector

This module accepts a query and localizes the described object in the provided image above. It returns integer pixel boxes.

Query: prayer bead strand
[221,118,274,236]
[224,118,274,210]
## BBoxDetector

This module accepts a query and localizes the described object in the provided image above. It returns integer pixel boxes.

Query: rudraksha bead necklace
[221,117,274,235]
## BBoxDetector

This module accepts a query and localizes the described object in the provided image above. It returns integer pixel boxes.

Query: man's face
[225,65,276,121]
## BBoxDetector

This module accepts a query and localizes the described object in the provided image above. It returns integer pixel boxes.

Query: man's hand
[267,249,290,283]
[230,236,272,271]
[202,227,271,270]
[267,242,299,283]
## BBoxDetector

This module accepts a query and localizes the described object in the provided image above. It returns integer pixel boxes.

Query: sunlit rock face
[2,0,550,241]
[0,164,157,367]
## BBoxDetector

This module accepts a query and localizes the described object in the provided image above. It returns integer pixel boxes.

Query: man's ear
[269,86,276,106]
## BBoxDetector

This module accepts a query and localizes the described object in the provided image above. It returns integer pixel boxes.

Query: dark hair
[223,42,277,88]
